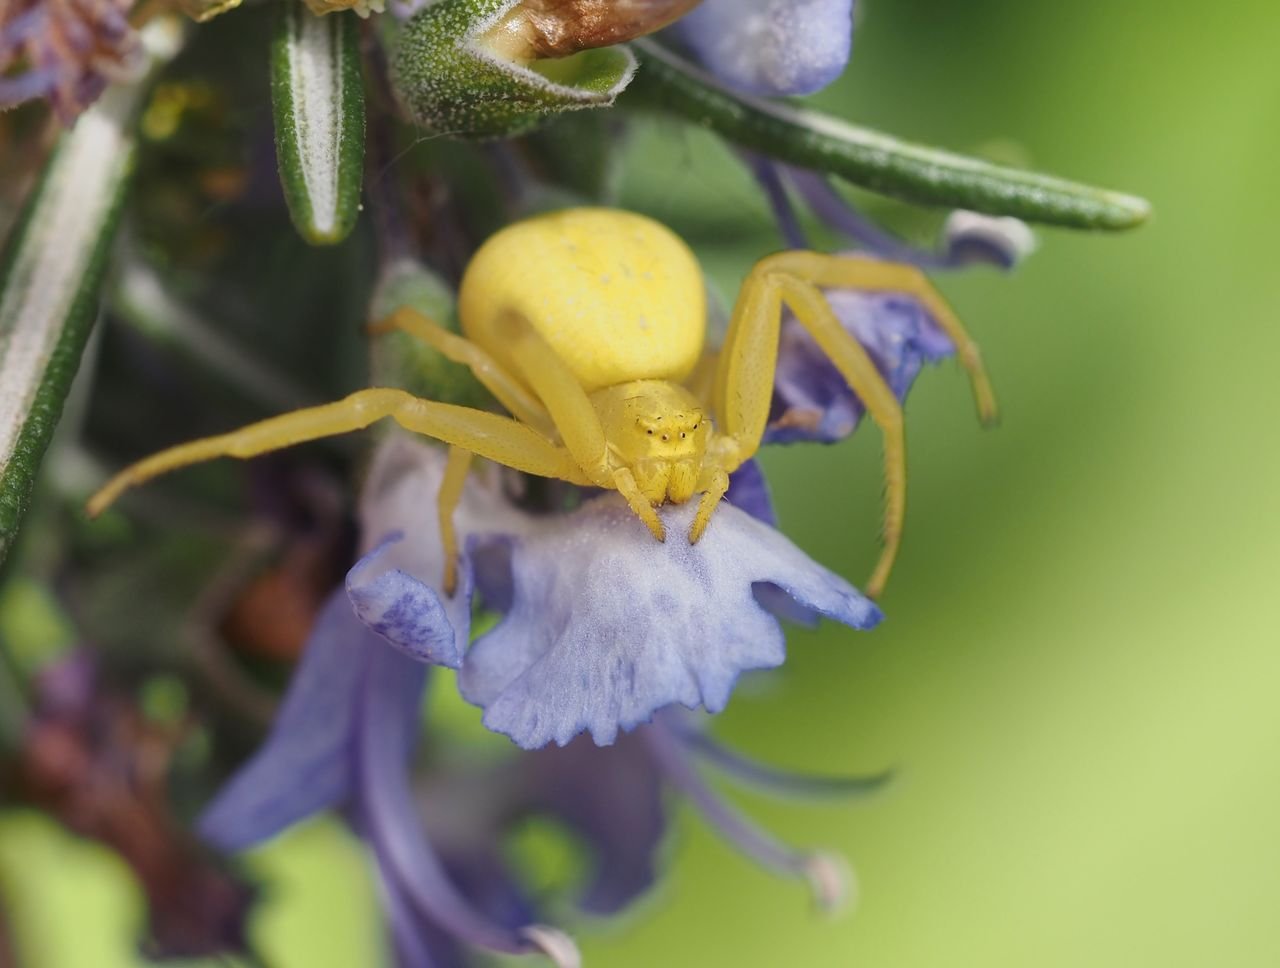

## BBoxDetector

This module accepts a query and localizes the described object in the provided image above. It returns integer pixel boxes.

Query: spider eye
[661,434,669,441]
[646,429,654,435]
[680,432,686,439]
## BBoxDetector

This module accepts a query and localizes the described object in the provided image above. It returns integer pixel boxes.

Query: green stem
[626,40,1150,232]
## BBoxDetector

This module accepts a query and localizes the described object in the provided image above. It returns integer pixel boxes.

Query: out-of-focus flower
[668,0,856,96]
[199,593,583,967]
[0,0,142,120]
[353,437,880,750]
[199,586,880,965]
[10,653,254,959]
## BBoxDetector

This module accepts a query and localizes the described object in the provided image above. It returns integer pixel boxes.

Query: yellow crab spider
[87,208,996,599]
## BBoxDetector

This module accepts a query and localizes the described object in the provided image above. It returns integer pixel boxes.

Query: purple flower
[767,286,956,445]
[354,437,880,750]
[198,597,887,964]
[668,0,856,96]
[0,0,141,120]
[743,157,1034,446]
[199,592,583,967]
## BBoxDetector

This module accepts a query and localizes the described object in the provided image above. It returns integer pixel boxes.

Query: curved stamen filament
[643,722,852,913]
[674,725,894,800]
[358,653,579,966]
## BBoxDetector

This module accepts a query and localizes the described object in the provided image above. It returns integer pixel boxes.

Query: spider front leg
[612,467,666,541]
[86,388,587,517]
[690,465,730,543]
[437,446,474,597]
[714,265,907,598]
[369,307,555,435]
[762,251,999,425]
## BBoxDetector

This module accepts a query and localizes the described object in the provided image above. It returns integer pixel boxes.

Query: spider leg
[760,251,998,425]
[495,311,614,487]
[713,266,906,598]
[437,445,474,597]
[613,467,665,540]
[86,388,588,517]
[369,306,555,434]
[689,464,730,543]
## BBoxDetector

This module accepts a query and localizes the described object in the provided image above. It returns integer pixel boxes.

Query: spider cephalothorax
[88,208,994,597]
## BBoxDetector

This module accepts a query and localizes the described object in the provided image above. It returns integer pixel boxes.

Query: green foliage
[628,39,1150,231]
[271,4,366,245]
[0,90,141,563]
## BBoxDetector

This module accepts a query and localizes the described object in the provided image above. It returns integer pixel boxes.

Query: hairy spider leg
[690,465,730,542]
[764,252,999,425]
[85,389,588,518]
[372,306,665,563]
[437,446,474,596]
[374,307,666,543]
[369,307,556,435]
[713,263,907,598]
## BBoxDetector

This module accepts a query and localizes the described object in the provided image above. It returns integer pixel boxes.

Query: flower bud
[483,0,701,61]
[389,0,650,139]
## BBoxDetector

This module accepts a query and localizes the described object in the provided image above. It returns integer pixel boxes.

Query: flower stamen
[644,721,853,911]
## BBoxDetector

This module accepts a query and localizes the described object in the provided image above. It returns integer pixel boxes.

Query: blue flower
[198,594,887,963]
[669,0,857,96]
[199,591,583,967]
[767,286,956,445]
[744,157,1034,446]
[353,437,881,750]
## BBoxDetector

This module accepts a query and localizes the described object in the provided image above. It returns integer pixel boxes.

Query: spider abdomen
[458,208,706,392]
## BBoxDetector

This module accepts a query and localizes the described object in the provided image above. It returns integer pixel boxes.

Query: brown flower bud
[481,0,702,62]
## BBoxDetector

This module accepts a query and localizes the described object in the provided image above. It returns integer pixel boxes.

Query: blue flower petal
[671,0,856,96]
[767,287,955,444]
[459,497,880,749]
[725,459,776,527]
[349,437,511,669]
[198,591,381,851]
[346,532,470,668]
[359,651,546,960]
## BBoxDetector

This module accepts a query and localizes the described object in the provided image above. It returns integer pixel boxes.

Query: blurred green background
[4,0,1280,965]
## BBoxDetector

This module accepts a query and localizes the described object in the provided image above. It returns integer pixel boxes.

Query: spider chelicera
[87,208,995,598]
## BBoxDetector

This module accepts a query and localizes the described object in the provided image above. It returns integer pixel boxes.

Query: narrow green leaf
[271,5,366,245]
[628,40,1151,232]
[0,22,182,562]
